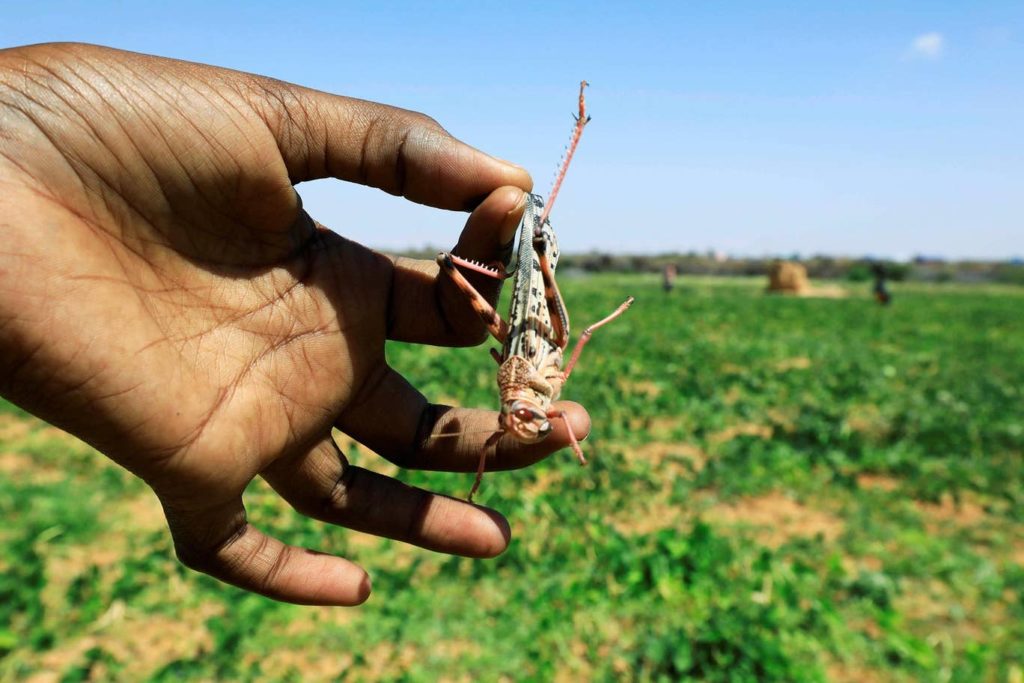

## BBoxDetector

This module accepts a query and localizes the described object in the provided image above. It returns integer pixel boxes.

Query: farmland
[1,274,1022,682]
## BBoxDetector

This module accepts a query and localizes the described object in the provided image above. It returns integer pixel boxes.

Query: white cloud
[908,32,944,59]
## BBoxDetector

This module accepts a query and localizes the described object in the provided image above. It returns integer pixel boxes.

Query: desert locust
[437,82,634,499]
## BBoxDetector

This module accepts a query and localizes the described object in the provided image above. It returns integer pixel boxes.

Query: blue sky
[3,1,1021,259]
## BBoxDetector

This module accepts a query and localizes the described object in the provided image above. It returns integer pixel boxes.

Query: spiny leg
[436,252,509,343]
[468,430,504,501]
[549,410,586,465]
[563,296,635,381]
[535,237,570,348]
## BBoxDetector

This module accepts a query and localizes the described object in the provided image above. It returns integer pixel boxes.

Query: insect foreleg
[468,430,505,501]
[563,296,635,381]
[547,409,586,465]
[437,252,509,343]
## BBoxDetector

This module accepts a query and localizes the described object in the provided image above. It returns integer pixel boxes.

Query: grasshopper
[437,82,634,499]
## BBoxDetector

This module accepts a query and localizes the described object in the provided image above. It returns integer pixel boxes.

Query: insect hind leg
[436,252,509,343]
[563,296,635,381]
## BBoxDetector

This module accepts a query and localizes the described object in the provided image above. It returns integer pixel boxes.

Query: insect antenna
[538,80,591,227]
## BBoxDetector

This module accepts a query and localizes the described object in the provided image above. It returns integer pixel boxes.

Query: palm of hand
[0,44,588,605]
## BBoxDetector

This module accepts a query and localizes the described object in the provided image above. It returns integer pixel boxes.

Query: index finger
[251,79,533,210]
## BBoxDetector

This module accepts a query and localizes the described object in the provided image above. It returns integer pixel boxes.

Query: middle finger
[261,434,510,558]
[336,362,591,472]
[385,185,525,347]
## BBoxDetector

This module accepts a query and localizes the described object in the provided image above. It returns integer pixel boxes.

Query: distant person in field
[662,264,677,293]
[872,262,892,305]
[0,43,591,606]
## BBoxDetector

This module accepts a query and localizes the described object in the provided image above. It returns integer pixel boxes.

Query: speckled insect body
[494,193,571,444]
[436,82,633,499]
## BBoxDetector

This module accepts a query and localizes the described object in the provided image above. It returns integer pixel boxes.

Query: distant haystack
[766,261,809,295]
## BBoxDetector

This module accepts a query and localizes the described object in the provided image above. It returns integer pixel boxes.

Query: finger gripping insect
[436,82,634,500]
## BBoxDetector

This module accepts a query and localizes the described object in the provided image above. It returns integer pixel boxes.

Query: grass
[1,275,1022,681]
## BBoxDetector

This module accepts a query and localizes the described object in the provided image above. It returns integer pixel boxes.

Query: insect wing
[504,194,558,367]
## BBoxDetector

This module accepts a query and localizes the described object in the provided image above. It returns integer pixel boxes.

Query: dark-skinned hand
[0,43,590,606]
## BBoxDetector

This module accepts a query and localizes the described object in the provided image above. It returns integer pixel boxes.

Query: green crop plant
[1,275,1021,681]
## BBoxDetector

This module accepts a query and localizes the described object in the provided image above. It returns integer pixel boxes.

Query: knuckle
[173,538,218,574]
[171,518,249,575]
[402,110,444,134]
[325,466,383,521]
[255,535,289,594]
[412,403,448,459]
[325,467,355,513]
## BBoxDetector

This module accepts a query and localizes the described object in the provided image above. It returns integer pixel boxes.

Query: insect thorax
[497,355,556,405]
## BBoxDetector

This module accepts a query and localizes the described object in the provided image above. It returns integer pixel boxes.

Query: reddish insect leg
[548,410,586,465]
[436,252,509,343]
[468,430,504,501]
[563,296,635,381]
[534,239,570,348]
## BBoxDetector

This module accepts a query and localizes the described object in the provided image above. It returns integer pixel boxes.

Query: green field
[2,275,1022,682]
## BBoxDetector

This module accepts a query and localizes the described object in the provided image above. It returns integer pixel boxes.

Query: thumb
[248,78,533,210]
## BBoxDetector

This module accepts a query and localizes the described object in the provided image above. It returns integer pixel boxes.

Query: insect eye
[514,408,536,422]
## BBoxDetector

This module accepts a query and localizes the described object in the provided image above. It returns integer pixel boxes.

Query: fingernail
[505,189,527,217]
[357,572,373,603]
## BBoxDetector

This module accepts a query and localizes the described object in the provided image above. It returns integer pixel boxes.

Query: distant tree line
[396,247,1024,285]
[558,253,1024,285]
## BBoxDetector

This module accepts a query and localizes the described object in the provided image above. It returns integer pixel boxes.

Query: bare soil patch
[722,385,743,405]
[104,492,166,534]
[626,441,707,476]
[708,422,773,445]
[250,649,355,682]
[611,499,692,537]
[841,554,884,574]
[0,450,64,484]
[617,378,662,398]
[915,492,987,529]
[805,284,849,299]
[522,467,567,497]
[0,412,33,441]
[27,603,221,682]
[1012,544,1024,567]
[765,405,799,432]
[603,438,714,535]
[845,404,890,441]
[609,485,718,537]
[856,473,901,492]
[645,416,683,439]
[773,356,812,372]
[707,492,844,548]
[825,659,886,683]
[894,576,1007,643]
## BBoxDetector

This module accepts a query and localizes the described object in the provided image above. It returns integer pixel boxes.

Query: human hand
[0,43,590,605]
